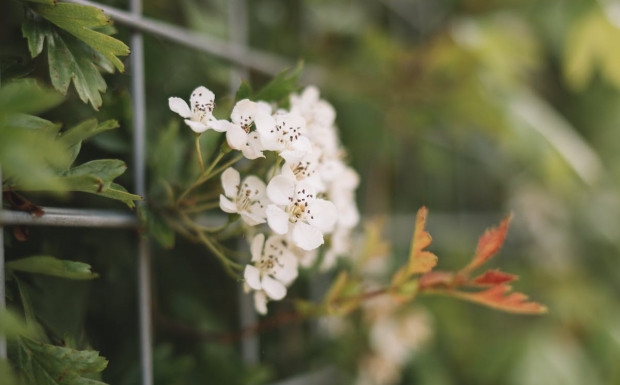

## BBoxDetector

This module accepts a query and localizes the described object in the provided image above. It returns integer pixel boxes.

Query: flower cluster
[169,86,360,314]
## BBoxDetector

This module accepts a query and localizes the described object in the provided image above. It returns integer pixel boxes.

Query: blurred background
[3,0,620,384]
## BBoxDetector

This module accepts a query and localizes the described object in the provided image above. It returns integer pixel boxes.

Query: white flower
[168,86,222,133]
[210,99,272,158]
[321,226,353,271]
[281,149,325,192]
[255,111,312,163]
[290,86,337,131]
[265,176,337,251]
[219,168,269,226]
[328,166,360,229]
[244,233,299,308]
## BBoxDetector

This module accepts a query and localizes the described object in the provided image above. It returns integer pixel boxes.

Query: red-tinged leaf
[407,207,437,275]
[446,284,547,315]
[470,269,517,287]
[419,271,454,289]
[461,214,512,274]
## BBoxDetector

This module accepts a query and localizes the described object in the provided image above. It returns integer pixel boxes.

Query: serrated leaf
[254,62,303,104]
[6,256,98,280]
[28,2,129,72]
[444,285,548,315]
[406,207,437,276]
[17,337,109,385]
[460,213,512,274]
[22,18,112,109]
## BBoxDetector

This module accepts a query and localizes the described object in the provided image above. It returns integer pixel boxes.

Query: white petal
[244,265,262,291]
[168,97,192,118]
[266,204,290,234]
[298,249,318,268]
[184,119,209,133]
[240,211,266,226]
[221,167,240,198]
[208,119,232,133]
[250,233,265,262]
[190,86,215,108]
[266,174,295,206]
[254,291,268,315]
[261,275,287,300]
[292,222,324,251]
[231,99,257,126]
[243,176,267,199]
[226,125,248,150]
[219,195,238,214]
[280,149,307,164]
[255,113,281,151]
[257,101,272,115]
[241,145,264,160]
[307,199,338,233]
[273,253,298,286]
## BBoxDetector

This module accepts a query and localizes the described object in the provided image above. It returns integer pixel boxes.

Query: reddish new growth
[414,208,547,315]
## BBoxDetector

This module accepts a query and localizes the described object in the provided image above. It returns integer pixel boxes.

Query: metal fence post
[129,0,153,383]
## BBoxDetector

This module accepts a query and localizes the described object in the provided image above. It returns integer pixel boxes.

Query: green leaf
[139,208,175,248]
[55,159,126,193]
[96,183,141,209]
[235,80,253,101]
[1,54,35,80]
[6,256,99,280]
[254,62,303,105]
[0,81,63,116]
[0,359,20,385]
[0,82,68,190]
[23,0,56,4]
[58,119,119,148]
[27,3,129,72]
[0,308,36,338]
[16,337,108,385]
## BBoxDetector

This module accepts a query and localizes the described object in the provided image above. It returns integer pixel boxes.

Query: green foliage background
[2,0,620,384]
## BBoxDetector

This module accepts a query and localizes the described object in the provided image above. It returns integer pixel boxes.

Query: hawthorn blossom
[265,176,337,251]
[168,86,222,133]
[219,168,269,226]
[255,111,312,163]
[244,233,299,313]
[290,86,337,132]
[209,99,272,158]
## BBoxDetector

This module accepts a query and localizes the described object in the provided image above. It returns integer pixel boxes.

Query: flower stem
[176,152,228,206]
[195,134,205,174]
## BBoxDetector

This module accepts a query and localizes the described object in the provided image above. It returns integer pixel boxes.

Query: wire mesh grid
[0,1,333,384]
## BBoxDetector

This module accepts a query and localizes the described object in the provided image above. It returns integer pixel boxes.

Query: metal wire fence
[0,0,324,384]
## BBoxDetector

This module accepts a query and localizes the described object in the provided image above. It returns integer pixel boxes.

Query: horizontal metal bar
[0,207,139,228]
[62,0,325,82]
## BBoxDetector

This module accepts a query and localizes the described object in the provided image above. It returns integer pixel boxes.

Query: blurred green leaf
[58,119,118,149]
[0,359,20,385]
[96,183,140,209]
[139,208,175,248]
[0,308,36,338]
[16,337,108,385]
[254,62,303,104]
[564,9,620,91]
[7,256,99,280]
[235,80,253,102]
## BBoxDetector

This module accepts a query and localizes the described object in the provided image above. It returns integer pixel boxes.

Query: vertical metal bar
[130,0,152,383]
[229,0,258,365]
[0,166,6,359]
